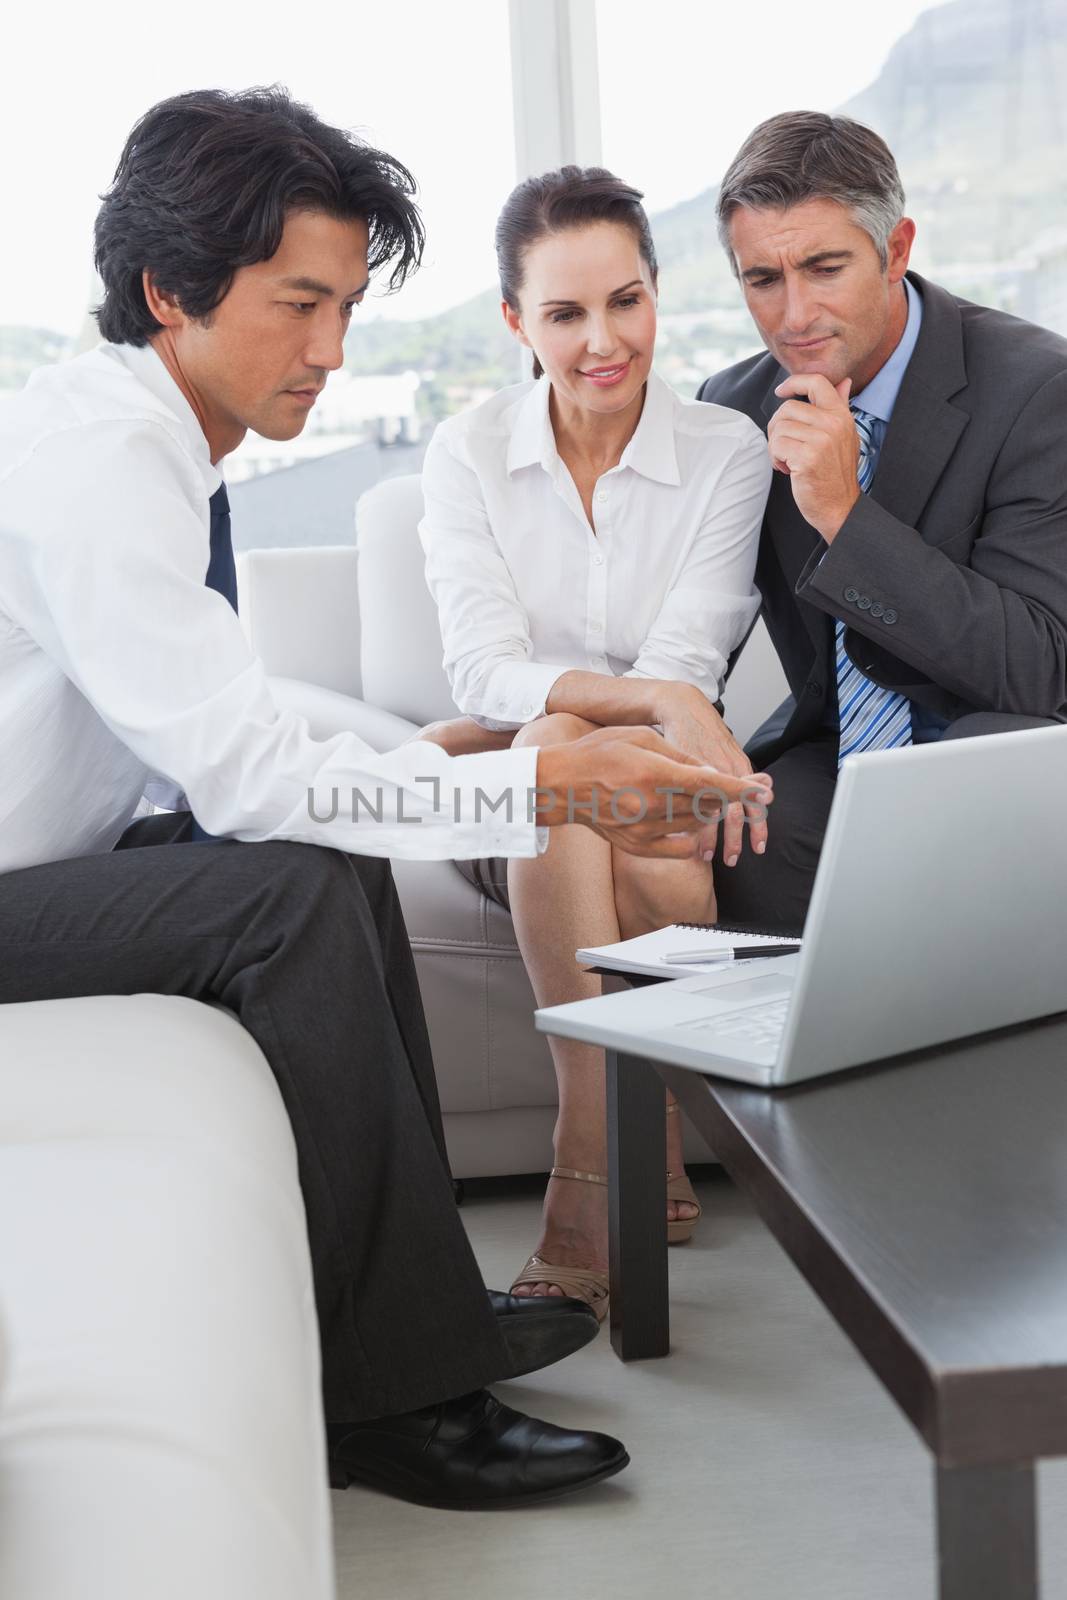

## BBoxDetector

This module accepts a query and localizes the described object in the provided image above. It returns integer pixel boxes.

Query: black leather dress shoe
[327,1389,628,1508]
[489,1288,599,1378]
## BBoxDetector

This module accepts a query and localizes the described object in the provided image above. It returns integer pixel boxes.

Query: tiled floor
[331,1172,1067,1600]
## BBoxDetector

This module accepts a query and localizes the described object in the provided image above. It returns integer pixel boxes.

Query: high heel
[666,1103,702,1245]
[510,1167,611,1323]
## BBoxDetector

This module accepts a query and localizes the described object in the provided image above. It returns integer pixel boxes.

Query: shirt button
[870,602,885,619]
[844,586,859,603]
[882,609,898,625]
[591,621,603,633]
[857,595,872,611]
[593,554,604,566]
[596,490,608,504]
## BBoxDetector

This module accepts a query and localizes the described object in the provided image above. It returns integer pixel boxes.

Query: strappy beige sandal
[510,1167,611,1323]
[667,1103,702,1246]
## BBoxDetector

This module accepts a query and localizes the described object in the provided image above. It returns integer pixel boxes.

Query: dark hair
[716,112,905,273]
[93,85,425,345]
[495,165,658,377]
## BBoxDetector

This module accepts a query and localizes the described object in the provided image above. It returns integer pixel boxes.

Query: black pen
[661,943,801,964]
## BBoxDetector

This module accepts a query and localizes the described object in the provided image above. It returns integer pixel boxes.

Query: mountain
[840,0,1067,266]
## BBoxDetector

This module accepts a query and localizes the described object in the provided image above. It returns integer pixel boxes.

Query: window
[4,0,1062,536]
[0,0,518,503]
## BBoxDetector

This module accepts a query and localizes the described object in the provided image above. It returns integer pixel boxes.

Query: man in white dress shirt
[0,88,770,1508]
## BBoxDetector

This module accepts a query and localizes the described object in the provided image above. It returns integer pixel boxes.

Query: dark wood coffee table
[546,996,1067,1600]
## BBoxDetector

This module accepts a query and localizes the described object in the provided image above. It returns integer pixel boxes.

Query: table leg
[605,1049,669,1361]
[935,1461,1037,1600]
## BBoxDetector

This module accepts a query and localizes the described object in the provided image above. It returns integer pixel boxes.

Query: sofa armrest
[268,675,418,753]
[0,996,334,1600]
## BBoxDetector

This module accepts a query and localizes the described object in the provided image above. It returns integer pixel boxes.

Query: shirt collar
[851,277,923,425]
[506,368,681,486]
[506,375,553,475]
[618,371,681,486]
[111,342,223,498]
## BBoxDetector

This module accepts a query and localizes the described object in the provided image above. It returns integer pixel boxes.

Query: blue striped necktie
[835,407,912,765]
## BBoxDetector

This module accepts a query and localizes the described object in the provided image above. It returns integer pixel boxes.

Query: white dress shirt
[0,343,542,874]
[419,370,770,730]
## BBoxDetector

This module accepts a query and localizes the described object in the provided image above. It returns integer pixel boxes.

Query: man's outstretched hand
[535,726,773,859]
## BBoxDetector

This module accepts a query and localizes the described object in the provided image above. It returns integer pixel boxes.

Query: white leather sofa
[0,996,335,1600]
[240,472,789,1180]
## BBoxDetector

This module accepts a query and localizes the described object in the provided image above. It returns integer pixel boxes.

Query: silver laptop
[535,724,1067,1087]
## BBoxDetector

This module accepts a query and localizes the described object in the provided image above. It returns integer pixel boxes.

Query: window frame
[508,0,603,177]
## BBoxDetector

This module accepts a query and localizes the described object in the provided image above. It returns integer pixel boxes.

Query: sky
[1,0,949,338]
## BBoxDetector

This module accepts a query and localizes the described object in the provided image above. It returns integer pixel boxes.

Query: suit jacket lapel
[759,366,831,661]
[868,273,970,528]
[760,363,788,426]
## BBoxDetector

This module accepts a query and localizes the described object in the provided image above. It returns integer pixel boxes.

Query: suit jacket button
[807,681,823,696]
[857,595,872,611]
[844,586,859,603]
[870,602,885,618]
[882,609,898,625]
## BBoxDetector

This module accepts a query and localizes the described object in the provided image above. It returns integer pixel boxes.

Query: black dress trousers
[0,812,510,1422]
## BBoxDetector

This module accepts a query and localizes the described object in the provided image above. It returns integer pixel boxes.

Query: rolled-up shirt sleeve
[3,421,544,860]
[419,430,563,729]
[624,427,769,699]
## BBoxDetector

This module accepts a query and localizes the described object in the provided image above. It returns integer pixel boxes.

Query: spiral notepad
[576,922,802,980]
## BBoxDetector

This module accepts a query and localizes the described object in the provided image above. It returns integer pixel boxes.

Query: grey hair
[716,112,906,274]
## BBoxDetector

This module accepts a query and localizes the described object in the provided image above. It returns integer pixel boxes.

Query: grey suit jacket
[697,271,1067,764]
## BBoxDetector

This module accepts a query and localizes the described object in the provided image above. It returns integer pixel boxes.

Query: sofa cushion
[356,476,459,726]
[238,544,362,700]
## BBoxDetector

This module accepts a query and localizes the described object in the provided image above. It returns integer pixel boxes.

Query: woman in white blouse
[418,167,772,1320]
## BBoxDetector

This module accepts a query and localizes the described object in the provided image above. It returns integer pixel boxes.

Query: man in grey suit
[698,111,1067,934]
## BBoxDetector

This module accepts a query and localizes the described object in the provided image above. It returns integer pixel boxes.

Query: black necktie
[190,482,237,841]
[205,482,238,613]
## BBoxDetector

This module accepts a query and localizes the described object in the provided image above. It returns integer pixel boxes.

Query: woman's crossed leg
[507,713,714,1312]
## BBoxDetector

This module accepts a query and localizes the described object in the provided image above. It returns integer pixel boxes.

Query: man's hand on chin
[534,725,773,859]
[767,373,862,543]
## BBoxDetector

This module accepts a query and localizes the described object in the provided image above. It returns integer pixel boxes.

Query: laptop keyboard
[678,997,790,1049]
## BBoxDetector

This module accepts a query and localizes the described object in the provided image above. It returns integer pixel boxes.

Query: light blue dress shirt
[850,275,923,443]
